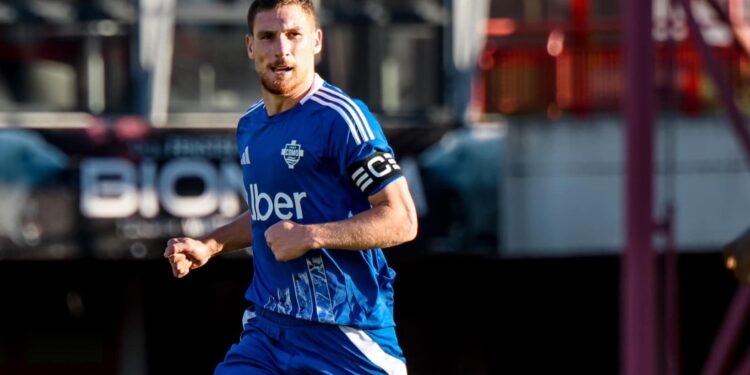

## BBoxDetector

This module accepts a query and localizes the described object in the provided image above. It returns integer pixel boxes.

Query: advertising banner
[0,124,249,260]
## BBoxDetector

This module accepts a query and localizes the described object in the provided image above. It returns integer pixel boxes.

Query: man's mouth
[271,66,293,73]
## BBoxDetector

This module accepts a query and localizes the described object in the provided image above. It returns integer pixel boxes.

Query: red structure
[477,3,750,117]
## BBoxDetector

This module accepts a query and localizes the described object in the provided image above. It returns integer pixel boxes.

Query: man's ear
[313,29,322,55]
[245,34,254,59]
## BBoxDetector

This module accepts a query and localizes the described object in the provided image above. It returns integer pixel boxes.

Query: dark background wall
[0,251,739,375]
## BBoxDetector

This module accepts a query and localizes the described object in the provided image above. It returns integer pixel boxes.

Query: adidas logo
[241,146,251,165]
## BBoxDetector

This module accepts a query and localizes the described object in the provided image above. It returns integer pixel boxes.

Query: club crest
[281,140,304,169]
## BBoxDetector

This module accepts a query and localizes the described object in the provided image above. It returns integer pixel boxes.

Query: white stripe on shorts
[242,308,256,327]
[339,326,407,375]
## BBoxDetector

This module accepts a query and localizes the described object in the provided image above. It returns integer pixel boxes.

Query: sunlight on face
[247,5,322,97]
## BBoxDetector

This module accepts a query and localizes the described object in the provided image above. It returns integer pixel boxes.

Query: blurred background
[1,0,750,374]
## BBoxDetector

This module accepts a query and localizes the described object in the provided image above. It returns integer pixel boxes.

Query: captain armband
[347,152,403,195]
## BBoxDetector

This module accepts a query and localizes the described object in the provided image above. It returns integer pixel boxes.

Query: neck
[263,74,316,116]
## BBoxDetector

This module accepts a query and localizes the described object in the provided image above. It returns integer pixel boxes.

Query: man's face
[246,5,322,97]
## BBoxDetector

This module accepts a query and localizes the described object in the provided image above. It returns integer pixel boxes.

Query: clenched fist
[264,220,317,262]
[164,237,213,278]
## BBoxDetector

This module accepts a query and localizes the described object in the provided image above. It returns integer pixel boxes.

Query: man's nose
[273,35,292,57]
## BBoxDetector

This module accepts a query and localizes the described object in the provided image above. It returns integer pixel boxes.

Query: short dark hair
[247,0,317,35]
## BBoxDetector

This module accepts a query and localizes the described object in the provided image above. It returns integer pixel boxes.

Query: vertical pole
[622,0,657,374]
[663,205,681,375]
[663,2,682,371]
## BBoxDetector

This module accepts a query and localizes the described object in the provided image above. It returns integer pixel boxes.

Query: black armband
[347,152,403,195]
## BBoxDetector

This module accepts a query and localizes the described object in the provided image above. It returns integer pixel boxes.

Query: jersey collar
[299,73,324,105]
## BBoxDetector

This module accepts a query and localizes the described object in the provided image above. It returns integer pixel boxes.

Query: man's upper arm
[367,177,418,243]
[368,177,417,223]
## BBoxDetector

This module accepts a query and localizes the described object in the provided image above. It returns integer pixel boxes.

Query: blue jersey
[236,74,402,329]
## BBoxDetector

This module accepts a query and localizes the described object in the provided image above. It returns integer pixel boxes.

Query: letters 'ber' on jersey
[236,74,404,329]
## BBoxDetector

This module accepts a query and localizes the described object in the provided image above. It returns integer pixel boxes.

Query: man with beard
[164,1,417,374]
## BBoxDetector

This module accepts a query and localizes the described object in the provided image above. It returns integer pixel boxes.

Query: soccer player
[163,0,418,373]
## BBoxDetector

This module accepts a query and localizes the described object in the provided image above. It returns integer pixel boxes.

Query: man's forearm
[200,210,253,256]
[307,200,417,251]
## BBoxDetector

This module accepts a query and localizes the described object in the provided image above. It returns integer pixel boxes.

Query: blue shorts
[214,306,407,375]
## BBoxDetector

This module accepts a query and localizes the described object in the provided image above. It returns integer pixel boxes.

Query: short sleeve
[328,99,402,196]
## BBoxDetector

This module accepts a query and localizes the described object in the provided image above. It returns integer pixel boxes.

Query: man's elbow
[404,222,418,243]
[400,211,418,243]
